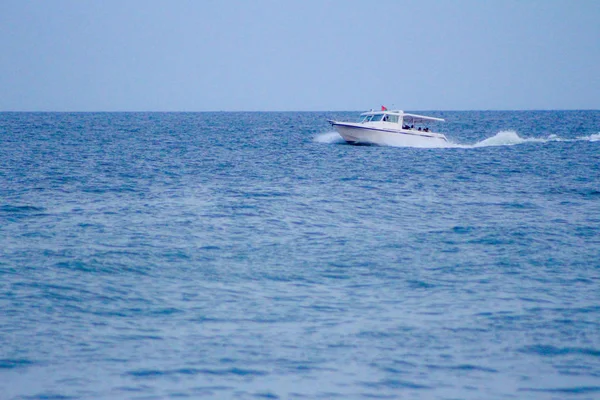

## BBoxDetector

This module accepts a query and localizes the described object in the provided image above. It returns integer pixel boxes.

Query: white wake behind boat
[328,108,448,147]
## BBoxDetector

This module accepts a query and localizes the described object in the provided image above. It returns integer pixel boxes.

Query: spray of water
[583,133,600,142]
[313,131,346,144]
[314,130,600,149]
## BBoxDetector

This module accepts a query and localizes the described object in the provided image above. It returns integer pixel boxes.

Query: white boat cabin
[358,110,444,133]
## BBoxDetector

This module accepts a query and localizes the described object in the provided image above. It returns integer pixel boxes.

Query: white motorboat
[328,108,448,147]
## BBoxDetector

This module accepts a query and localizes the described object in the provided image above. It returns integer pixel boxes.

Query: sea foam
[316,129,600,149]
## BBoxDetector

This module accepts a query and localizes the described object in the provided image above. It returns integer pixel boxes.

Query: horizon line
[1,108,599,113]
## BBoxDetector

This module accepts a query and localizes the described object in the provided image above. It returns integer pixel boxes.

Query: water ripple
[1,111,600,399]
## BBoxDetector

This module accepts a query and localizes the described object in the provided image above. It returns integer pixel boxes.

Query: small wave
[578,133,600,142]
[519,344,600,357]
[520,386,600,394]
[427,363,498,373]
[0,358,35,369]
[0,204,46,213]
[467,130,600,147]
[472,130,543,147]
[126,367,268,378]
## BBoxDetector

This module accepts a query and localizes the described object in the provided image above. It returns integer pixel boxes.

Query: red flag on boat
[381,105,387,111]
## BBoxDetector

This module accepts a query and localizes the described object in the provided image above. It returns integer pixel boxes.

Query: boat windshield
[361,115,373,122]
[361,113,394,123]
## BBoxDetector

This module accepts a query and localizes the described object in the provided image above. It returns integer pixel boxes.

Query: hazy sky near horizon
[1,0,598,111]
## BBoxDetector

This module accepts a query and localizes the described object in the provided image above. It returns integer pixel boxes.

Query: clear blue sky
[1,0,598,111]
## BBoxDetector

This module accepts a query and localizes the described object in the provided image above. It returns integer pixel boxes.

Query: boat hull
[331,122,448,148]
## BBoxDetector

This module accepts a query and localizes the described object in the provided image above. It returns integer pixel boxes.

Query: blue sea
[1,111,599,399]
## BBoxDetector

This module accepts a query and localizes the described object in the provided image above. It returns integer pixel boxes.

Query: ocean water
[1,111,599,399]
